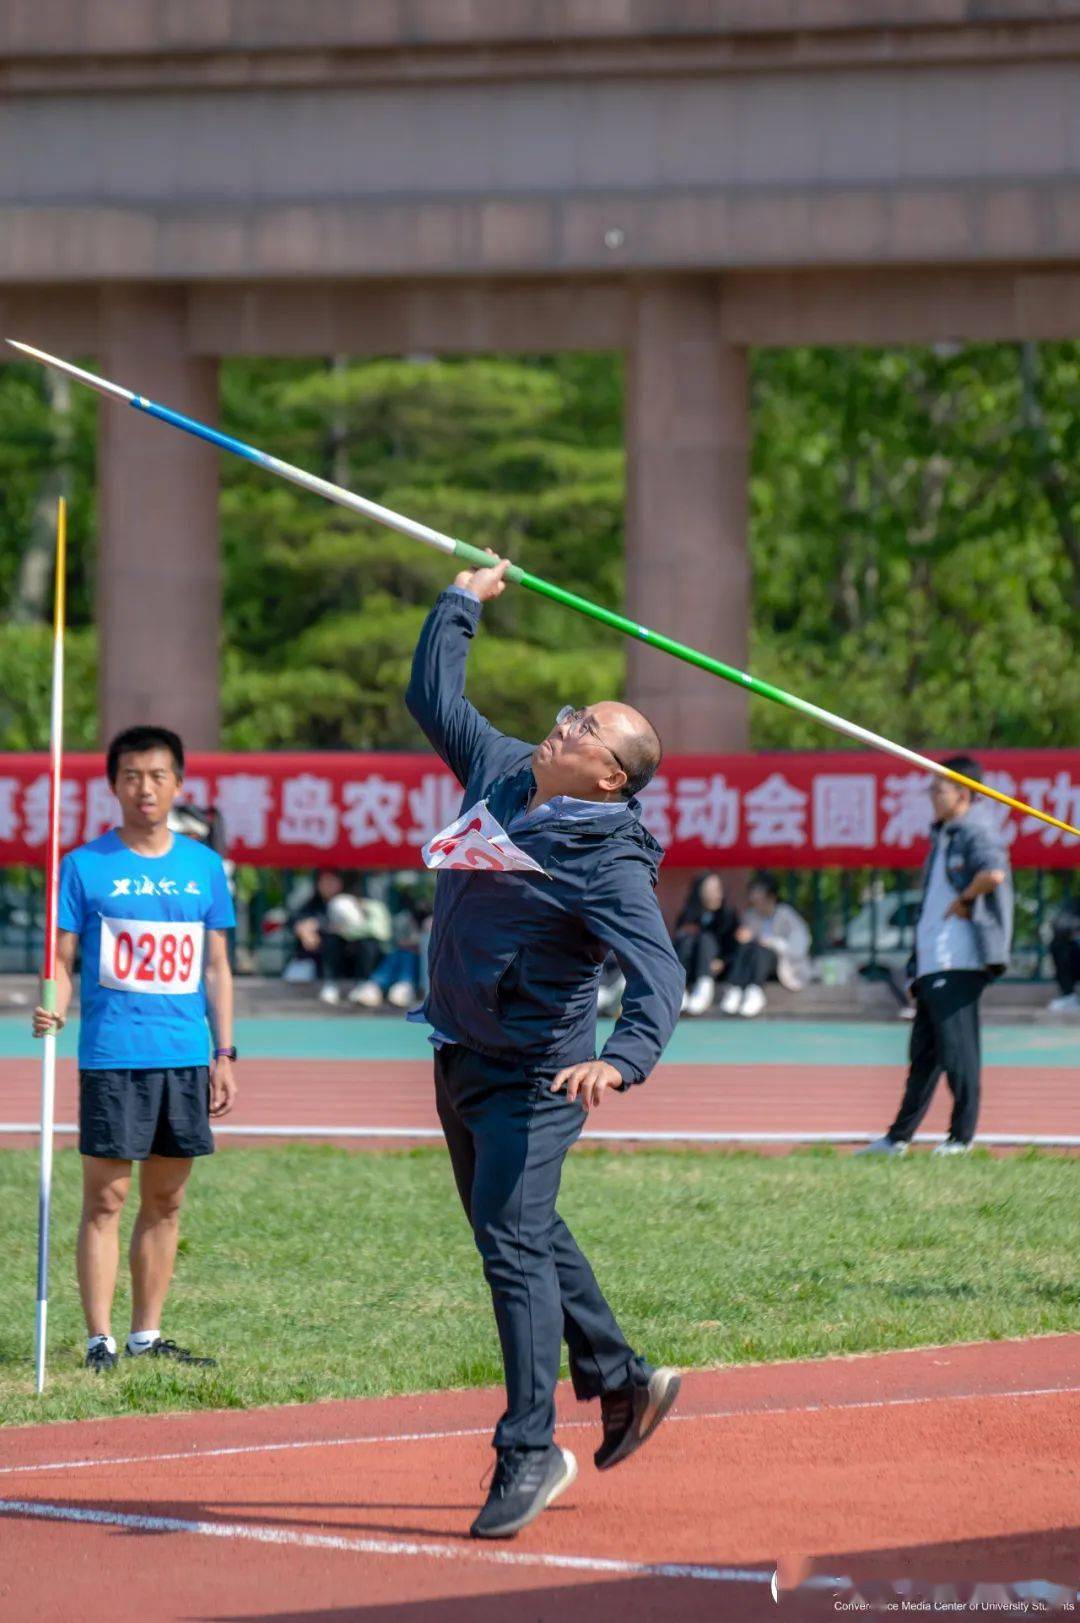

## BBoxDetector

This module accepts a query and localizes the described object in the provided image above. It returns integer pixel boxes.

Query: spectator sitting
[596,952,625,1017]
[673,871,740,1016]
[1047,904,1080,1013]
[720,871,810,1019]
[313,886,392,1007]
[350,892,424,1010]
[284,869,353,992]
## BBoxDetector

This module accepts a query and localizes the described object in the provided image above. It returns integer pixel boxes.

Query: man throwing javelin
[33,726,237,1370]
[406,559,685,1539]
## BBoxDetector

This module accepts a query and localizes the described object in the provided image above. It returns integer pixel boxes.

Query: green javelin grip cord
[7,338,1078,840]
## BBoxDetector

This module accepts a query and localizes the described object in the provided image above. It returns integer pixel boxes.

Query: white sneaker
[386,980,418,1009]
[720,985,743,1016]
[1047,992,1080,1013]
[599,975,626,1016]
[684,976,716,1016]
[318,983,341,1006]
[932,1139,973,1157]
[853,1136,908,1157]
[284,958,317,984]
[897,1004,917,1020]
[739,984,766,1018]
[348,981,384,1008]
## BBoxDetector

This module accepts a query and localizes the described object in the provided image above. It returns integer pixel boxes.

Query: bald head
[588,702,662,799]
[532,700,663,803]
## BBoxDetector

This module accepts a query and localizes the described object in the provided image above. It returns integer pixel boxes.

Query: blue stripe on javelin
[130,397,269,468]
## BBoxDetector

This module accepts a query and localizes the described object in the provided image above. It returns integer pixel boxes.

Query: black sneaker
[470,1445,577,1540]
[84,1340,118,1373]
[124,1338,217,1367]
[595,1366,681,1471]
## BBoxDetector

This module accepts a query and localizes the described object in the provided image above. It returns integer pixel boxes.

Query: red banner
[0,750,1077,869]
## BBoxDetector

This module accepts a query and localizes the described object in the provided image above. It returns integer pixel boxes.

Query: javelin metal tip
[7,340,135,403]
[7,339,63,365]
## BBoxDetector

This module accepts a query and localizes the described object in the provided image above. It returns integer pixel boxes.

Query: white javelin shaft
[35,495,66,1396]
[35,1035,56,1396]
[5,341,458,556]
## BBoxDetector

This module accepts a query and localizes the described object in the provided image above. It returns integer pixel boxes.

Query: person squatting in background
[288,872,432,1011]
[314,885,392,1008]
[287,868,348,985]
[350,889,430,1011]
[1046,901,1080,1014]
[720,871,811,1018]
[672,871,741,1016]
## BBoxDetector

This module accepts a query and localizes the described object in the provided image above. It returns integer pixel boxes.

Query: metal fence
[0,864,1073,981]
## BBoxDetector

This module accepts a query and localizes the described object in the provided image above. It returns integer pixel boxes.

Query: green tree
[0,342,1077,755]
[217,354,626,746]
[749,343,1080,749]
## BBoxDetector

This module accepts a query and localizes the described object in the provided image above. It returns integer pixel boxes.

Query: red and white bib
[422,800,547,876]
[99,916,205,996]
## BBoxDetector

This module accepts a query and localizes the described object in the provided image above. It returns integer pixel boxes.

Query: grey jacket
[741,902,811,990]
[907,809,1014,979]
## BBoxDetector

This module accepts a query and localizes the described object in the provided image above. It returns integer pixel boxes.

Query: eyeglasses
[554,705,631,781]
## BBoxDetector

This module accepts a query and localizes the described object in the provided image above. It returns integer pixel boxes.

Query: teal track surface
[0,1015,1076,1068]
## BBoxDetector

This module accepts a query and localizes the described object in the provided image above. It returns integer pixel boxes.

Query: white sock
[126,1329,161,1355]
[88,1333,117,1356]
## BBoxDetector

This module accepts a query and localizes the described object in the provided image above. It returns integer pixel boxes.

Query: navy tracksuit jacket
[406,588,684,1081]
[405,588,683,1451]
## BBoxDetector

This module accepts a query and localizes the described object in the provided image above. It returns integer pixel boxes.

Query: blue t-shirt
[57,830,235,1070]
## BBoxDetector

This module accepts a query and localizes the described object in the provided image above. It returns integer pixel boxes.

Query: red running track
[1,1336,1077,1620]
[1,1056,1077,1144]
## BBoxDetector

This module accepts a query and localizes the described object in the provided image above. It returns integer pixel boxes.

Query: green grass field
[1,1144,1077,1428]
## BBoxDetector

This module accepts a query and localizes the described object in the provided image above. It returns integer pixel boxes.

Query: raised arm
[405,557,530,789]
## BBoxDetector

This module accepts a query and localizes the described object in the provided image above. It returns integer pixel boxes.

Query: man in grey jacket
[858,756,1013,1158]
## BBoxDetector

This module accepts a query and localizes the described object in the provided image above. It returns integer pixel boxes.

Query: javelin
[35,495,66,1394]
[7,337,1078,840]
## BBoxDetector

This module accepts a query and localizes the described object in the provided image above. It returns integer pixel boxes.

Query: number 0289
[99,917,205,995]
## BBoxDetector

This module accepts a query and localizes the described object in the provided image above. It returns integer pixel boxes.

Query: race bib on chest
[99,917,205,995]
[423,800,547,876]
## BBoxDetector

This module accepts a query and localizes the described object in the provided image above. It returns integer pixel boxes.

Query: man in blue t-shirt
[32,725,237,1372]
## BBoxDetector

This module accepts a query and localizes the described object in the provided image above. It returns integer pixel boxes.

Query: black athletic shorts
[79,1066,215,1161]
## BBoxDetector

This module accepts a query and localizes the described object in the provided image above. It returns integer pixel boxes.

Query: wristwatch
[213,1046,238,1061]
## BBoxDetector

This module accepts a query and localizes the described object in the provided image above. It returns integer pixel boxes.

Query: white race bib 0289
[422,800,548,876]
[99,917,205,995]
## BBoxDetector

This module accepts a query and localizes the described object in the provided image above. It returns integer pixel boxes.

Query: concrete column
[625,278,750,754]
[97,286,220,747]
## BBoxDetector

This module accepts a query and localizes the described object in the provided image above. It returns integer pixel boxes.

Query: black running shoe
[125,1338,216,1367]
[84,1341,118,1373]
[595,1366,681,1471]
[470,1444,577,1540]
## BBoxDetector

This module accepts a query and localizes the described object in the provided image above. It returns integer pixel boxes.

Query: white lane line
[2,1123,1078,1145]
[0,1498,796,1587]
[0,1424,496,1478]
[1,1501,1070,1607]
[2,1383,1075,1479]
